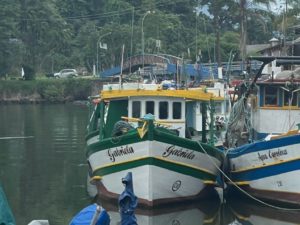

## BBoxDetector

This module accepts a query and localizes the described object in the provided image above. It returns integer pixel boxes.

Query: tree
[18,0,73,76]
[198,0,236,65]
[0,0,19,77]
[236,0,275,62]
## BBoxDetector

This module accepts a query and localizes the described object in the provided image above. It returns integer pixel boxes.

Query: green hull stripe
[86,129,223,161]
[86,131,144,157]
[154,129,224,161]
[93,157,216,181]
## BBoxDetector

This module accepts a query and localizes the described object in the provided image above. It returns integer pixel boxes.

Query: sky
[269,0,287,14]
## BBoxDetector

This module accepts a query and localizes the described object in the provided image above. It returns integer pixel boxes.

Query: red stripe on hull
[95,181,220,208]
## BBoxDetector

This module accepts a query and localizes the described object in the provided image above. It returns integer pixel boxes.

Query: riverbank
[0,78,103,103]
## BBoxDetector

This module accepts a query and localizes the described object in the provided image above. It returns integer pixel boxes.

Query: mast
[119,44,125,87]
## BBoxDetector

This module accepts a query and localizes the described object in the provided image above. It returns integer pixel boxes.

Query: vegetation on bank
[1,0,299,79]
[0,78,99,103]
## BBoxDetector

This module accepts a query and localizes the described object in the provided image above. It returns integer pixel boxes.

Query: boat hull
[227,133,300,206]
[87,129,223,207]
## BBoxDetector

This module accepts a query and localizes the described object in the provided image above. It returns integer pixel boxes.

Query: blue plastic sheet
[69,204,110,225]
[118,172,138,225]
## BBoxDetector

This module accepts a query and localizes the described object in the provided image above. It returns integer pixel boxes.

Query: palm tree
[238,0,275,63]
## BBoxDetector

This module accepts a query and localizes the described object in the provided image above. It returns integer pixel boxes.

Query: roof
[100,84,224,101]
[246,44,269,54]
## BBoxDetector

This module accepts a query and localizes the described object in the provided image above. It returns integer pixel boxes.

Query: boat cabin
[251,70,300,139]
[87,83,227,146]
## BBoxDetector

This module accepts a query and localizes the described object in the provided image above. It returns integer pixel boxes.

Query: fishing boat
[225,56,300,206]
[86,81,225,207]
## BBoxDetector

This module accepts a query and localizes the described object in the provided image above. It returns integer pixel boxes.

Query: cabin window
[173,102,182,119]
[264,86,278,106]
[146,101,155,115]
[283,90,298,107]
[132,101,141,118]
[214,102,222,113]
[159,101,169,119]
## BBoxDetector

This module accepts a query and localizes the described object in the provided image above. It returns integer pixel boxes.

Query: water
[0,104,90,225]
[0,104,298,225]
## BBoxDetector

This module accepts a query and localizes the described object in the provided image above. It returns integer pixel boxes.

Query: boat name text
[108,145,134,162]
[257,148,287,161]
[162,145,195,160]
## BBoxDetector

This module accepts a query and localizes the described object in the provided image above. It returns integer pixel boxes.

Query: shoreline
[0,79,103,104]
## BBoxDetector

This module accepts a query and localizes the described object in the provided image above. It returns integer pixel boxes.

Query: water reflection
[98,196,221,225]
[227,198,300,225]
[0,104,90,225]
[95,190,300,225]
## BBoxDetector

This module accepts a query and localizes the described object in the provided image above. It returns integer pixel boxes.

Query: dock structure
[100,53,261,80]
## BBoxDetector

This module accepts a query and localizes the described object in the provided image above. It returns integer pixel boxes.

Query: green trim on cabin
[103,100,128,139]
[92,157,216,181]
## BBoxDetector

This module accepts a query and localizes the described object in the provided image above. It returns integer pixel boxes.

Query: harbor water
[0,104,298,225]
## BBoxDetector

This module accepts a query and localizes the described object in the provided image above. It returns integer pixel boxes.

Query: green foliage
[0,0,19,77]
[220,32,240,60]
[36,79,92,102]
[0,0,297,77]
[42,84,65,102]
[0,79,93,102]
[22,65,35,80]
[63,79,92,100]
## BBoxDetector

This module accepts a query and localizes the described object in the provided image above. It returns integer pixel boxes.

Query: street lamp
[96,32,111,77]
[142,10,155,69]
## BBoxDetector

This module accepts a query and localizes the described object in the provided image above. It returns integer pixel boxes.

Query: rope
[196,140,300,211]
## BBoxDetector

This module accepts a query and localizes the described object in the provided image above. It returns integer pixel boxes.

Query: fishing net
[225,95,252,148]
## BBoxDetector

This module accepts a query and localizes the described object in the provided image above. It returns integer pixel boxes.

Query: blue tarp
[100,63,219,79]
[166,63,218,79]
[69,204,110,225]
[118,172,138,225]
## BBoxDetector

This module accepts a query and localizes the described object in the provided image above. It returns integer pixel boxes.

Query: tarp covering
[0,183,16,225]
[118,172,138,225]
[69,204,110,225]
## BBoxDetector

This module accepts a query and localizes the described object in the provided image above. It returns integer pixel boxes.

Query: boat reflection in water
[97,195,221,225]
[228,198,300,225]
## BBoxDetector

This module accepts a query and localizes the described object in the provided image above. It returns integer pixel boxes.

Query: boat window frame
[264,86,279,106]
[172,102,182,119]
[159,101,169,119]
[283,90,298,107]
[214,101,222,114]
[132,101,141,118]
[146,101,155,115]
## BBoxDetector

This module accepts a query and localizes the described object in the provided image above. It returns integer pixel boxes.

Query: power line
[16,0,177,22]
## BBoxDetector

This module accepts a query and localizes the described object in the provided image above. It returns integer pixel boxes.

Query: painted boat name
[162,145,195,160]
[108,145,134,162]
[258,148,287,161]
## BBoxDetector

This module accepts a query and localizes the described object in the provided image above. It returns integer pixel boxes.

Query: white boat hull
[227,133,300,205]
[88,139,222,207]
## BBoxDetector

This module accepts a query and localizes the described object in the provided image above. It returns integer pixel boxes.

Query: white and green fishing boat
[86,82,224,207]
